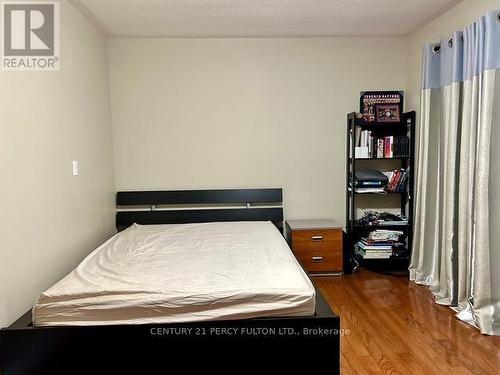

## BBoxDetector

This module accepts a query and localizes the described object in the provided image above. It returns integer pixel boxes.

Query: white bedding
[33,221,315,326]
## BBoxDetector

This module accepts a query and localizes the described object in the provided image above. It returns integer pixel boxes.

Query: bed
[34,221,316,326]
[0,188,340,373]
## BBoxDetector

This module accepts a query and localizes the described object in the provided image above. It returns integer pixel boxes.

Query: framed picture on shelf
[360,91,403,122]
[374,103,401,122]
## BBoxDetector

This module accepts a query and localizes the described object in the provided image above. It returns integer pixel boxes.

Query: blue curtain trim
[422,10,500,90]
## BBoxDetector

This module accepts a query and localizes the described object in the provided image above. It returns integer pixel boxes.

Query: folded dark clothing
[355,169,388,184]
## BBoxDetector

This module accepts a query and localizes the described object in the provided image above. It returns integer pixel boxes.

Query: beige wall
[108,37,408,222]
[406,0,500,110]
[0,1,116,327]
[2,0,493,329]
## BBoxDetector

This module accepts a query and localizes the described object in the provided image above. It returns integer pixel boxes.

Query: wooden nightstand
[286,219,343,276]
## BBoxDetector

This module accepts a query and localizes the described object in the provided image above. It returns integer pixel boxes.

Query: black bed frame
[0,189,340,373]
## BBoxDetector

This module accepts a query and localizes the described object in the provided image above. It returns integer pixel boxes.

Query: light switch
[72,161,79,176]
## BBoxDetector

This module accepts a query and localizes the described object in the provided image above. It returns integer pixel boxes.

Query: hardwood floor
[314,270,500,375]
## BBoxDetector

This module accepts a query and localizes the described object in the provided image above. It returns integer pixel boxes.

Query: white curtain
[410,10,500,335]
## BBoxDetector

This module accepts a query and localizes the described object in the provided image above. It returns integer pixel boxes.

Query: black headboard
[116,188,284,232]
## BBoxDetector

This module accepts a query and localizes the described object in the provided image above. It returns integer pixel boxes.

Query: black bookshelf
[345,111,416,274]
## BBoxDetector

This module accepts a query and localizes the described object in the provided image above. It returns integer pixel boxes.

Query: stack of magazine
[354,229,404,259]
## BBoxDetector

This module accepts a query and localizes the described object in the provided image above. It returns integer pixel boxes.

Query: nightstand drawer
[294,249,343,272]
[287,220,344,274]
[292,229,342,252]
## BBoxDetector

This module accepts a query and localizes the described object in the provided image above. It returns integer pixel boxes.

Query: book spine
[368,131,372,157]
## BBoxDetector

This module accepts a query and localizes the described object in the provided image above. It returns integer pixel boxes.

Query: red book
[384,137,391,158]
[388,170,400,191]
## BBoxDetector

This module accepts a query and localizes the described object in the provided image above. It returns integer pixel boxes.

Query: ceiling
[71,0,462,38]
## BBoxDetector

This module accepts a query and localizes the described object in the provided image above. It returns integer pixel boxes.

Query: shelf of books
[354,128,410,159]
[345,110,416,274]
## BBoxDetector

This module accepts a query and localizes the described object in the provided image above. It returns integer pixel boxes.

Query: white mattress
[33,221,315,326]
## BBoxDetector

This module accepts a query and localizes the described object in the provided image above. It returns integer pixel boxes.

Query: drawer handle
[311,236,323,242]
[312,256,323,263]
